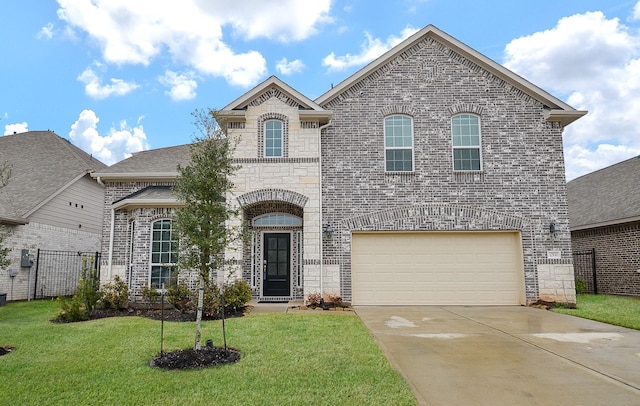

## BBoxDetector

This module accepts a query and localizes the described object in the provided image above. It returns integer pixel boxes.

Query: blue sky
[2,0,640,180]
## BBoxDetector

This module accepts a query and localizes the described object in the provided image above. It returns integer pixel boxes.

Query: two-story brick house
[93,25,585,305]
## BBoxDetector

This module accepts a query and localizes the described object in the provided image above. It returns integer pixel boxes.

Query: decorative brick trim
[257,112,289,158]
[448,103,485,116]
[237,188,309,208]
[342,203,528,231]
[234,157,318,164]
[249,87,301,108]
[380,105,416,117]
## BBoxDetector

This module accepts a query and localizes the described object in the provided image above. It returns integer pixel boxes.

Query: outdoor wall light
[323,224,334,238]
[549,222,556,236]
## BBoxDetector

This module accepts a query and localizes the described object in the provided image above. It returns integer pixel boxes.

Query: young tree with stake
[173,109,240,350]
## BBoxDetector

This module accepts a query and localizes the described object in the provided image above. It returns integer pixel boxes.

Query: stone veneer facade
[318,35,575,304]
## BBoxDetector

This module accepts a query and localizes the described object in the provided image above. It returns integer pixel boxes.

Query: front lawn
[553,294,640,330]
[0,301,416,405]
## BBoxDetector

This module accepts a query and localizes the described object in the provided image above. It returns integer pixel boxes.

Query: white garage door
[351,231,524,305]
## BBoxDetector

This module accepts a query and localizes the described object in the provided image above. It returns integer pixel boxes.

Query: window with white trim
[452,114,482,171]
[264,119,283,157]
[384,115,414,172]
[150,219,178,288]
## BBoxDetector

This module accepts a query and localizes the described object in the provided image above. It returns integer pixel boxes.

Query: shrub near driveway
[0,301,416,405]
[553,294,640,330]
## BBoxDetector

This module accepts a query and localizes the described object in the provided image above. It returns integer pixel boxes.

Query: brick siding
[571,221,640,296]
[320,34,574,304]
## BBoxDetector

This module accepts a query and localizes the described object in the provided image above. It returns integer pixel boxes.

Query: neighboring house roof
[92,144,192,181]
[315,24,586,126]
[567,155,640,230]
[0,130,107,224]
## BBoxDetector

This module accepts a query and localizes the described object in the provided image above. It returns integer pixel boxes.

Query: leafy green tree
[173,109,241,350]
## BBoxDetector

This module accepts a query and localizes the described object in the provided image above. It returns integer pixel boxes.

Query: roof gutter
[570,215,640,232]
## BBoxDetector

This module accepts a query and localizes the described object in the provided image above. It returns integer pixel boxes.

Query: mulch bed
[150,346,241,369]
[46,305,249,369]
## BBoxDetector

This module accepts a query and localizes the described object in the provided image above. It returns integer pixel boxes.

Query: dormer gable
[218,76,332,128]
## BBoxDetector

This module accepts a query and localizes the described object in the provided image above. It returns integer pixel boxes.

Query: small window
[150,219,178,289]
[253,213,302,227]
[452,114,482,171]
[384,115,414,172]
[264,120,283,157]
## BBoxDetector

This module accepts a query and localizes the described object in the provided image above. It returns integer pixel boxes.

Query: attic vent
[227,122,245,130]
[300,121,319,129]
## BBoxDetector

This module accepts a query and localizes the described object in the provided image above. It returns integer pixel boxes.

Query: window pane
[453,148,481,171]
[452,114,480,147]
[384,115,413,172]
[265,120,283,157]
[386,149,413,171]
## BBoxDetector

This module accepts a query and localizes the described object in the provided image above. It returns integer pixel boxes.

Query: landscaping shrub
[167,281,196,313]
[56,257,101,322]
[202,279,251,318]
[306,292,322,307]
[223,279,252,310]
[575,279,586,294]
[141,285,160,303]
[327,292,343,307]
[99,275,129,310]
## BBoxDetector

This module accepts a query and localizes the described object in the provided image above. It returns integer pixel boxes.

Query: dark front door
[263,233,290,297]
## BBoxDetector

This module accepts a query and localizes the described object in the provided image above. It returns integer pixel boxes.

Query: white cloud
[632,1,640,21]
[69,109,149,165]
[56,0,332,87]
[77,67,139,99]
[159,70,197,101]
[503,11,640,180]
[38,23,54,40]
[323,26,419,71]
[276,58,305,75]
[3,122,29,135]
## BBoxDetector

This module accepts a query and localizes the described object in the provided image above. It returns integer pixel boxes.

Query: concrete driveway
[355,306,640,405]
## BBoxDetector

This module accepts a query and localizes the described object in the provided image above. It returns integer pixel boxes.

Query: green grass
[553,294,640,330]
[0,301,415,406]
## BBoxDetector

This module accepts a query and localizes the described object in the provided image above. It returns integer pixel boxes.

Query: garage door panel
[352,232,523,305]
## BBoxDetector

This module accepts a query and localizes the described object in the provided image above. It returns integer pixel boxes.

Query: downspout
[108,208,114,280]
[96,176,113,280]
[318,120,333,298]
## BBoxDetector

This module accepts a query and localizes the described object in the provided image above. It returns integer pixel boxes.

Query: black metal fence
[573,248,597,294]
[33,250,101,300]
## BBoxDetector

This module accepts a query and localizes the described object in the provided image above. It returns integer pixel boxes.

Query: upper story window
[150,219,178,288]
[452,114,482,171]
[264,119,283,157]
[384,115,414,172]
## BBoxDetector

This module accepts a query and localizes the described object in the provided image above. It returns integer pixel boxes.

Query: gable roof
[219,76,332,124]
[92,144,192,181]
[315,24,586,126]
[0,131,107,224]
[112,186,181,210]
[567,155,640,230]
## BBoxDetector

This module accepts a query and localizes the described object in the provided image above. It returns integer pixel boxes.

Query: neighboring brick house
[93,25,585,305]
[567,155,640,296]
[0,131,107,301]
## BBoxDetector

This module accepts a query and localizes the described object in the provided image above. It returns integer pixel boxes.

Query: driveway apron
[355,306,640,405]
